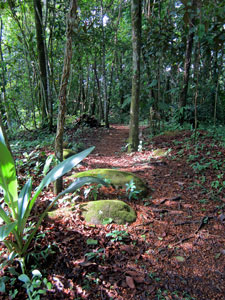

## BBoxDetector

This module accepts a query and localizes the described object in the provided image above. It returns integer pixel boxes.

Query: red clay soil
[1,125,225,300]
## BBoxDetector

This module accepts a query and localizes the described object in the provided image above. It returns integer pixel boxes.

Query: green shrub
[0,129,105,271]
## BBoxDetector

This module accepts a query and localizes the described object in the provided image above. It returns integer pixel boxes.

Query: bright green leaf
[0,142,18,217]
[0,222,17,241]
[26,147,95,221]
[86,239,98,245]
[150,79,157,87]
[17,179,32,230]
[175,256,185,262]
[57,176,108,199]
[18,274,30,283]
[102,217,113,225]
[0,280,6,293]
[42,155,54,176]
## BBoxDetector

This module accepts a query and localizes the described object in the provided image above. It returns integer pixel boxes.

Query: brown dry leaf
[133,276,145,283]
[73,257,85,265]
[148,285,156,294]
[120,245,133,254]
[126,270,141,277]
[79,260,97,267]
[126,276,136,289]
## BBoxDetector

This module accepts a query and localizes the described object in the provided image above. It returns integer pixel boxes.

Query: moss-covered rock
[151,148,169,158]
[63,148,76,159]
[161,130,180,137]
[72,169,148,196]
[81,200,136,225]
[47,206,73,220]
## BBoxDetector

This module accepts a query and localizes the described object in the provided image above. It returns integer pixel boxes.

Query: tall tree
[33,0,49,128]
[128,0,142,152]
[54,0,78,194]
[179,0,197,123]
[100,0,109,128]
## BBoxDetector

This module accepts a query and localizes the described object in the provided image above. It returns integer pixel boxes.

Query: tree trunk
[33,0,49,128]
[213,49,223,126]
[93,58,104,122]
[54,0,78,194]
[100,0,109,128]
[128,0,142,152]
[179,0,197,124]
[193,41,200,141]
[108,0,123,123]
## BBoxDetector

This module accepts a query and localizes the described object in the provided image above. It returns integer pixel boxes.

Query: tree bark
[54,0,78,194]
[33,0,49,128]
[100,0,109,128]
[179,0,197,124]
[93,58,104,121]
[128,0,142,152]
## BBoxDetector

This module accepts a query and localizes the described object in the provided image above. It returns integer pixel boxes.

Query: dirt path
[74,125,225,300]
[92,124,130,156]
[2,125,224,300]
[83,125,150,175]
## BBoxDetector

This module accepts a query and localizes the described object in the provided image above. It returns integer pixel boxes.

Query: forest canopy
[0,0,224,132]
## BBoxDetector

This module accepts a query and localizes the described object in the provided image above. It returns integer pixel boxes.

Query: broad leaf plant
[0,129,105,269]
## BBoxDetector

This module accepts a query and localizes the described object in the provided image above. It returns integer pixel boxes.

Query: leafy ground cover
[1,125,225,299]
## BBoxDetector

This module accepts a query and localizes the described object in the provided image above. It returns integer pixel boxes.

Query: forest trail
[3,125,224,300]
[91,124,130,157]
[83,124,151,176]
[72,125,225,300]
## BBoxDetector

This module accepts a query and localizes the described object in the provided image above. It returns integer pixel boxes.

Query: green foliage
[18,269,52,300]
[191,158,224,174]
[125,179,141,200]
[102,217,113,225]
[1,0,225,130]
[83,182,104,201]
[15,149,49,178]
[0,131,105,266]
[85,248,105,261]
[86,239,98,245]
[0,268,19,297]
[0,267,52,300]
[106,230,129,243]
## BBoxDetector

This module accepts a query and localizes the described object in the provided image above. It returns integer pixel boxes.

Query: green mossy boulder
[72,169,148,196]
[47,206,73,220]
[63,148,76,159]
[151,148,169,158]
[81,200,136,225]
[162,130,180,137]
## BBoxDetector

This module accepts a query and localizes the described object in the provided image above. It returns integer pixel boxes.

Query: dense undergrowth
[0,120,225,300]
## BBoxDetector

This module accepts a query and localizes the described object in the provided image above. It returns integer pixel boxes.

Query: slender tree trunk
[108,0,123,121]
[193,41,200,141]
[179,32,194,108]
[213,48,223,126]
[54,0,78,194]
[100,0,109,128]
[179,0,197,124]
[118,55,125,114]
[93,58,104,121]
[128,0,142,152]
[33,0,49,128]
[85,60,90,111]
